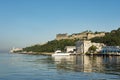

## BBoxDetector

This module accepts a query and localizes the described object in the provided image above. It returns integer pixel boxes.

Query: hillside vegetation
[23,28,120,53]
[23,39,78,52]
[91,28,120,46]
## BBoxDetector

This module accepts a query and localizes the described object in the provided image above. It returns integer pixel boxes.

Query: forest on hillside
[23,39,78,52]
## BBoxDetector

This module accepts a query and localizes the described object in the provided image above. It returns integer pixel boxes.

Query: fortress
[56,31,105,40]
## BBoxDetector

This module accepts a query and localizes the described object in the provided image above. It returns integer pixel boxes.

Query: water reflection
[53,55,120,74]
[0,53,120,80]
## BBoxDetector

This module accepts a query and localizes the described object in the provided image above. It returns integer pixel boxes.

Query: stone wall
[56,32,105,40]
[76,40,105,54]
[56,33,68,40]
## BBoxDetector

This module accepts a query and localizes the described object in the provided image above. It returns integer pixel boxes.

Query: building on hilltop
[87,32,105,39]
[56,33,68,40]
[56,31,105,40]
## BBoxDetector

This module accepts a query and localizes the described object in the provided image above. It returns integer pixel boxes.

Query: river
[0,53,120,80]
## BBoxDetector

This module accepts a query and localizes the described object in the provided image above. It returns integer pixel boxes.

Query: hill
[23,28,120,53]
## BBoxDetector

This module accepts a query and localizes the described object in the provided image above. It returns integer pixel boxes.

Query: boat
[52,50,72,57]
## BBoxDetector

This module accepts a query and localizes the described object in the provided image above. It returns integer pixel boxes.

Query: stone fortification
[56,31,105,40]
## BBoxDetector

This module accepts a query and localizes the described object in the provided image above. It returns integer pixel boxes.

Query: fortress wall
[56,32,105,40]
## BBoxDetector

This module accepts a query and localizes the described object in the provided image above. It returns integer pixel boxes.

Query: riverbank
[70,53,120,56]
[11,51,53,56]
[11,51,120,56]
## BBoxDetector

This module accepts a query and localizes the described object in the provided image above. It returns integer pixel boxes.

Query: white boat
[52,50,72,57]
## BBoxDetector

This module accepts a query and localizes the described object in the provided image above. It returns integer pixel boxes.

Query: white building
[65,46,76,53]
[76,40,105,54]
[10,47,23,53]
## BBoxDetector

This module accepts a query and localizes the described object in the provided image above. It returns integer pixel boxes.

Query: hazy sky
[0,0,120,51]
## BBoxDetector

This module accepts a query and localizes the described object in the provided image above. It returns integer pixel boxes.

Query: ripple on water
[0,53,120,80]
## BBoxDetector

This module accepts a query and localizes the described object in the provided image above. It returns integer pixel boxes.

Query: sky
[0,0,120,52]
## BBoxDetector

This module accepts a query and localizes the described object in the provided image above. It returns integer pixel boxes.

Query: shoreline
[11,51,120,56]
[11,52,53,56]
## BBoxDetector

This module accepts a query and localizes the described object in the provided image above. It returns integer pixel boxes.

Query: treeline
[91,28,120,46]
[23,39,78,52]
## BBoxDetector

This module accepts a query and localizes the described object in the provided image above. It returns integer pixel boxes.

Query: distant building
[10,47,23,53]
[56,31,105,40]
[65,46,76,53]
[76,40,105,54]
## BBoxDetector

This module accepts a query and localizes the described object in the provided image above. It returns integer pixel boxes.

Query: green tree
[88,45,97,54]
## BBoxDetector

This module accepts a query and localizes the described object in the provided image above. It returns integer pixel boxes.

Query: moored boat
[52,50,72,57]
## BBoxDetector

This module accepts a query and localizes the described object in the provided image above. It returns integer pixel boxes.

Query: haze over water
[0,53,120,80]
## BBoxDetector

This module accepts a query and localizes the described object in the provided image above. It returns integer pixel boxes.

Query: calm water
[0,53,120,80]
